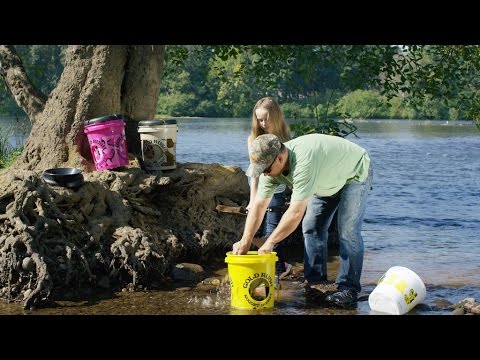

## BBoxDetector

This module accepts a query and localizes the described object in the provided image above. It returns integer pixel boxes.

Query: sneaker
[279,262,293,280]
[325,289,358,308]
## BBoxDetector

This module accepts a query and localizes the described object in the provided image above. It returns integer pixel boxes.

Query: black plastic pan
[42,168,84,189]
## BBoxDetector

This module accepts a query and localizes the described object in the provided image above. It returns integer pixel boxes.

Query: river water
[0,117,479,315]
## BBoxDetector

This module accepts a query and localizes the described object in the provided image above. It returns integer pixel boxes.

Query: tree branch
[0,45,47,124]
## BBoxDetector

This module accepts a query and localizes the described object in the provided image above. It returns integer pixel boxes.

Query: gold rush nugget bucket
[225,251,278,310]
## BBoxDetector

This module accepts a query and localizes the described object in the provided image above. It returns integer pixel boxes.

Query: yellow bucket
[224,251,278,310]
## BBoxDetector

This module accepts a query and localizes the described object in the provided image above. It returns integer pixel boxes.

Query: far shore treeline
[0,45,470,121]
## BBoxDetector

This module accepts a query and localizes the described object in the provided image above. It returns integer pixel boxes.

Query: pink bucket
[84,114,129,171]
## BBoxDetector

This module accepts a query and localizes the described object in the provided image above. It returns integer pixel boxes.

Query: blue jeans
[255,191,288,273]
[302,166,373,293]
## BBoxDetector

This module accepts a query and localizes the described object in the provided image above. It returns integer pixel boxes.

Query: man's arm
[258,198,308,254]
[232,196,271,255]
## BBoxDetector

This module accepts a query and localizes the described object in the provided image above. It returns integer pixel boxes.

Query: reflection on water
[0,117,479,315]
[355,121,480,293]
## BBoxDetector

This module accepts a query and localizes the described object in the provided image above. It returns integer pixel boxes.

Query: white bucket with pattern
[368,266,426,315]
[138,119,177,171]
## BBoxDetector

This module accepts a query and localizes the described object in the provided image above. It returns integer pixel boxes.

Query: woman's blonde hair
[250,97,291,143]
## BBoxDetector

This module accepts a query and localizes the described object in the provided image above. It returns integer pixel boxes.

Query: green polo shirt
[257,133,370,201]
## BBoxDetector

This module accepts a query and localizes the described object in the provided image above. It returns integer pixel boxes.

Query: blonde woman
[247,97,292,279]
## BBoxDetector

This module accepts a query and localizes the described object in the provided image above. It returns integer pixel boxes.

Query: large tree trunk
[0,45,164,173]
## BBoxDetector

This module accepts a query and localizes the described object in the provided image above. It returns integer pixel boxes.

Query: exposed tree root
[0,163,250,309]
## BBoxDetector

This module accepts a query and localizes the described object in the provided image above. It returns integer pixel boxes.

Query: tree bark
[121,46,165,120]
[0,45,165,173]
[0,45,47,123]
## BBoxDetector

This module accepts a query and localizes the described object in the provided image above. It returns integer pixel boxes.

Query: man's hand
[233,196,270,255]
[232,240,251,255]
[258,239,275,254]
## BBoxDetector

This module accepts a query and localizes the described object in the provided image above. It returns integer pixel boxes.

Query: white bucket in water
[368,266,426,315]
[138,119,178,171]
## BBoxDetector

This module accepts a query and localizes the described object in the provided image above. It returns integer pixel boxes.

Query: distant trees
[3,45,480,126]
[158,45,476,124]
